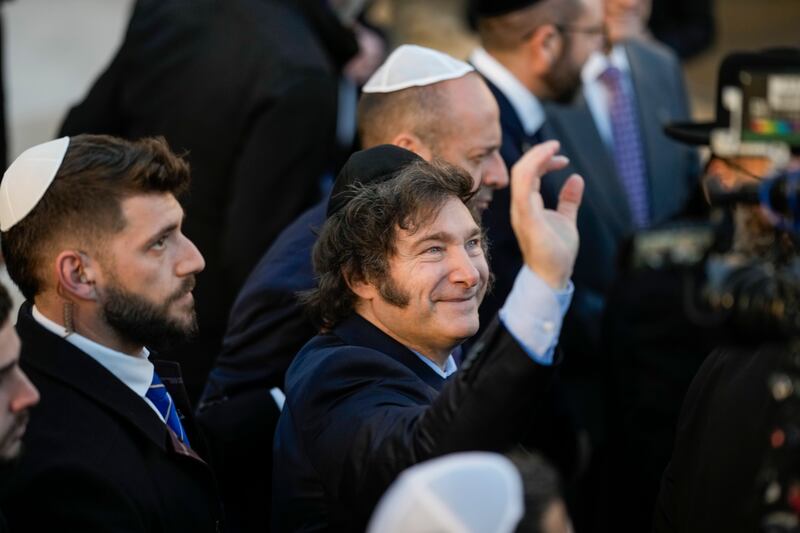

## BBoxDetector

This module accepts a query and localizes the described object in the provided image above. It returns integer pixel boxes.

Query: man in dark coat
[59,0,359,402]
[0,135,222,531]
[196,45,510,533]
[469,0,605,328]
[272,140,585,531]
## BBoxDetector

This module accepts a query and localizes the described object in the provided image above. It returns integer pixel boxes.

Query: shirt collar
[413,351,458,379]
[470,47,545,136]
[582,44,631,84]
[31,305,154,398]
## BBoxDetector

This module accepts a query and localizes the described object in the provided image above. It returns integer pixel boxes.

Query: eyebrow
[146,221,180,245]
[412,227,482,248]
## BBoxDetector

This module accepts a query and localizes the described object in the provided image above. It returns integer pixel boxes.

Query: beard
[101,276,198,351]
[543,37,583,105]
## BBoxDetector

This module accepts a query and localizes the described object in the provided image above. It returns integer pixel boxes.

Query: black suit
[0,304,223,532]
[653,343,784,533]
[272,314,557,532]
[59,0,349,401]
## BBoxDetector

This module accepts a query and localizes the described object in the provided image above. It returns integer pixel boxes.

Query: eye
[151,235,168,250]
[424,245,444,255]
[466,238,482,253]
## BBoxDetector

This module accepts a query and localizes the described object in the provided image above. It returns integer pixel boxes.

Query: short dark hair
[357,82,455,151]
[2,134,191,300]
[302,159,480,330]
[0,283,12,327]
[478,0,583,52]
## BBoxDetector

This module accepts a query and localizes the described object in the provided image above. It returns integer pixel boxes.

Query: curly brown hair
[301,158,485,330]
[1,134,191,300]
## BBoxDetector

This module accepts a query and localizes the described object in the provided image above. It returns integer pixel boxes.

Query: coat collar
[15,302,206,464]
[333,314,447,392]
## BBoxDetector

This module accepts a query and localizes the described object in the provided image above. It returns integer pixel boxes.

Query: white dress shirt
[470,47,546,136]
[413,352,458,379]
[581,45,635,149]
[32,306,165,422]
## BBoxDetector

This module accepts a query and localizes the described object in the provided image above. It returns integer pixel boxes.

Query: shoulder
[284,332,432,415]
[625,38,680,68]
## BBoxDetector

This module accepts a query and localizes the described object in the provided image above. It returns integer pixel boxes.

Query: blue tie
[146,372,190,445]
[599,65,651,228]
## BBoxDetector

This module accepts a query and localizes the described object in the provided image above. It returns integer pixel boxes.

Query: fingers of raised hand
[556,174,585,224]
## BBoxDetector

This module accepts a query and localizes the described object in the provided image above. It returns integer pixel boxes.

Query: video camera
[629,48,800,340]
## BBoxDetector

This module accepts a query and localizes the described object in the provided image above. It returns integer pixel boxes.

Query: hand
[510,140,584,290]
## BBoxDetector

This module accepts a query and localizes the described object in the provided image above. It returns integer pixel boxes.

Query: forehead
[579,0,604,21]
[395,197,479,244]
[439,76,501,144]
[117,193,183,237]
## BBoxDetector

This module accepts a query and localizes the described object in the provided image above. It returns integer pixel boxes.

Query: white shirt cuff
[498,266,574,366]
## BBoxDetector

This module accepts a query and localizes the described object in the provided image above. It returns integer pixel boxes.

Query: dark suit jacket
[59,0,346,401]
[653,343,783,533]
[272,314,558,532]
[197,201,323,533]
[202,201,325,404]
[0,304,223,532]
[544,40,698,368]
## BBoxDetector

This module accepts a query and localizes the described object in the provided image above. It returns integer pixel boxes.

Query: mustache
[165,276,196,305]
[433,285,483,302]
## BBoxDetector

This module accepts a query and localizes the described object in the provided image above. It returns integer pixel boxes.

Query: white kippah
[367,452,524,533]
[0,137,70,231]
[362,44,475,93]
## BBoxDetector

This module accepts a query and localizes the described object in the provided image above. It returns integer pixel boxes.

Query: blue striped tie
[146,372,190,445]
[599,65,651,228]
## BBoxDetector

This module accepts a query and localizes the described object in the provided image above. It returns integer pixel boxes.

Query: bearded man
[0,135,222,531]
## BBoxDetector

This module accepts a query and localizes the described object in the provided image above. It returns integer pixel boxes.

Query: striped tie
[146,372,190,445]
[599,65,651,228]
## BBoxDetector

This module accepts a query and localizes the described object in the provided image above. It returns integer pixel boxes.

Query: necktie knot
[146,372,190,445]
[598,65,623,88]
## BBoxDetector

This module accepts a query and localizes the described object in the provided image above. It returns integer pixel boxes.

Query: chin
[446,318,480,342]
[0,440,21,462]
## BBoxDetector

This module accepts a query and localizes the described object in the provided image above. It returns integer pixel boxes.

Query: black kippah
[326,145,424,218]
[471,0,544,18]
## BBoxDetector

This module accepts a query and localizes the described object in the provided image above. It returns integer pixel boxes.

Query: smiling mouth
[438,291,479,303]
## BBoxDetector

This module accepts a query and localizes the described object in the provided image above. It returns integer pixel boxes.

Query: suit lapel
[545,96,633,237]
[334,315,446,392]
[153,359,208,463]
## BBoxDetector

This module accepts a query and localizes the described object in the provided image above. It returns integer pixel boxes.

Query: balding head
[358,71,508,210]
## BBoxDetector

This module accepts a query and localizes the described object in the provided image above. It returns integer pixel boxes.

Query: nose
[448,246,481,288]
[482,152,510,190]
[10,368,40,413]
[176,232,206,276]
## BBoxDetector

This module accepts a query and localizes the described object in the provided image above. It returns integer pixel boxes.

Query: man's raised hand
[510,140,584,290]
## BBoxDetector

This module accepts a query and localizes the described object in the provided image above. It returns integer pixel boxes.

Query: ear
[55,250,98,302]
[527,24,562,75]
[390,133,433,161]
[344,270,379,302]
